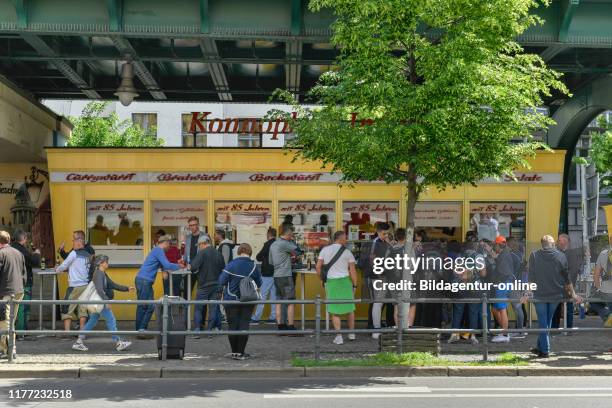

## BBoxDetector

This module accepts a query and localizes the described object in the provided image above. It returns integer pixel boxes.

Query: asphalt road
[0,377,610,408]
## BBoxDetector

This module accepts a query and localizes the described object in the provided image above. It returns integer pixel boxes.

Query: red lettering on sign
[189,112,211,133]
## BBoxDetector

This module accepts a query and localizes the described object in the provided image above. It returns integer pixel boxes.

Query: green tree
[272,0,566,244]
[67,101,163,147]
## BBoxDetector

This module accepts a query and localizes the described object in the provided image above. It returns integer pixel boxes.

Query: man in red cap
[491,235,514,343]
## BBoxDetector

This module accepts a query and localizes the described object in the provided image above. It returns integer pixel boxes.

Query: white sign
[151,201,206,226]
[469,202,526,214]
[342,202,399,213]
[51,171,563,185]
[415,202,462,227]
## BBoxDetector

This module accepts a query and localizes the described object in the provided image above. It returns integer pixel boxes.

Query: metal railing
[1,295,611,363]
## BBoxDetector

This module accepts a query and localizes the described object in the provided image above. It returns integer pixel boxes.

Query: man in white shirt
[56,231,92,333]
[316,231,357,345]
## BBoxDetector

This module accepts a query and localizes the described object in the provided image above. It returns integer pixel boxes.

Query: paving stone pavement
[2,316,610,369]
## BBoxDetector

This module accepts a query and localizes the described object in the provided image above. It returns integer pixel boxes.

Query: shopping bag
[78,281,104,314]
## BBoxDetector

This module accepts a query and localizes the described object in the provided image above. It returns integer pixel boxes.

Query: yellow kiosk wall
[47,148,566,321]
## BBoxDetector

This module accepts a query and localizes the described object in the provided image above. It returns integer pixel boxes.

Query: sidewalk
[1,316,610,378]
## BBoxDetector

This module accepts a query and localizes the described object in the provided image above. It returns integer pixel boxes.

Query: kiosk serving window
[342,201,399,242]
[151,200,207,246]
[278,201,335,265]
[414,202,463,241]
[215,201,271,256]
[86,201,144,266]
[469,202,526,241]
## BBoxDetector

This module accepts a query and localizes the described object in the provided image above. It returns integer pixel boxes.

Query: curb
[79,366,162,378]
[304,366,412,378]
[162,367,305,378]
[1,365,611,378]
[0,367,79,378]
[448,366,518,377]
[518,367,612,376]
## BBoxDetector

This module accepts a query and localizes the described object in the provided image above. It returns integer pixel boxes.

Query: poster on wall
[236,224,269,258]
[0,165,49,225]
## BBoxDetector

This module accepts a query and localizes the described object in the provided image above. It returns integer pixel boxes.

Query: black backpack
[218,242,236,263]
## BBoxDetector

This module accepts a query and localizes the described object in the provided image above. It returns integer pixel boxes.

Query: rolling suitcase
[155,296,186,360]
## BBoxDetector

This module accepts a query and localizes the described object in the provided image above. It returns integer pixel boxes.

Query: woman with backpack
[219,243,262,360]
[72,255,134,352]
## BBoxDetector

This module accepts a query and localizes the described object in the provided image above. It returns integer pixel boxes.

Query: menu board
[152,201,206,227]
[414,202,462,227]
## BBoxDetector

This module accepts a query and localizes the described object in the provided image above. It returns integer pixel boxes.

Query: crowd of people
[0,217,611,361]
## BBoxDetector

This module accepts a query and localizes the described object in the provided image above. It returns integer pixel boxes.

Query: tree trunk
[400,173,420,327]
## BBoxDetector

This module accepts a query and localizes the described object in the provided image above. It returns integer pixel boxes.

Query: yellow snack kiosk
[47,148,566,320]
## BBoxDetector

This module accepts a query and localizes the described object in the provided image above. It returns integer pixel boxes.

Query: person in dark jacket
[552,233,583,329]
[523,235,582,358]
[190,235,225,338]
[491,236,514,343]
[219,244,262,360]
[252,227,277,323]
[11,230,40,336]
[357,222,392,338]
[72,255,134,352]
[0,230,26,359]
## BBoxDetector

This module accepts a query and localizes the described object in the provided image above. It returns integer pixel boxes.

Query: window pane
[342,201,399,242]
[86,201,144,265]
[214,201,272,255]
[132,113,157,136]
[469,202,526,242]
[182,113,207,147]
[279,201,335,262]
[151,201,207,263]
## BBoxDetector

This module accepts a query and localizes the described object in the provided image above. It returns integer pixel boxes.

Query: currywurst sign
[51,171,562,185]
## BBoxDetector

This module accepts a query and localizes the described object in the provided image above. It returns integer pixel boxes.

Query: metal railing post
[528,302,532,328]
[7,295,15,363]
[314,295,321,361]
[563,301,567,331]
[161,296,168,361]
[481,294,488,362]
[187,274,191,332]
[397,301,404,354]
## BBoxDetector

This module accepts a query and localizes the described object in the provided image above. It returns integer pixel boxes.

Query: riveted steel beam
[19,33,100,98]
[199,38,231,101]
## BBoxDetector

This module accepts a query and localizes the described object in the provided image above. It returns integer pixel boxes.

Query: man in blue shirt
[135,234,182,338]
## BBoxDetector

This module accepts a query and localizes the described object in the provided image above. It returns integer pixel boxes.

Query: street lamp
[114,61,139,106]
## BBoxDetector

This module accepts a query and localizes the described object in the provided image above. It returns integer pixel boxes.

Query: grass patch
[292,352,529,367]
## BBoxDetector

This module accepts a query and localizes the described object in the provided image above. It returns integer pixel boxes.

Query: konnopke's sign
[50,171,562,184]
[188,112,297,140]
